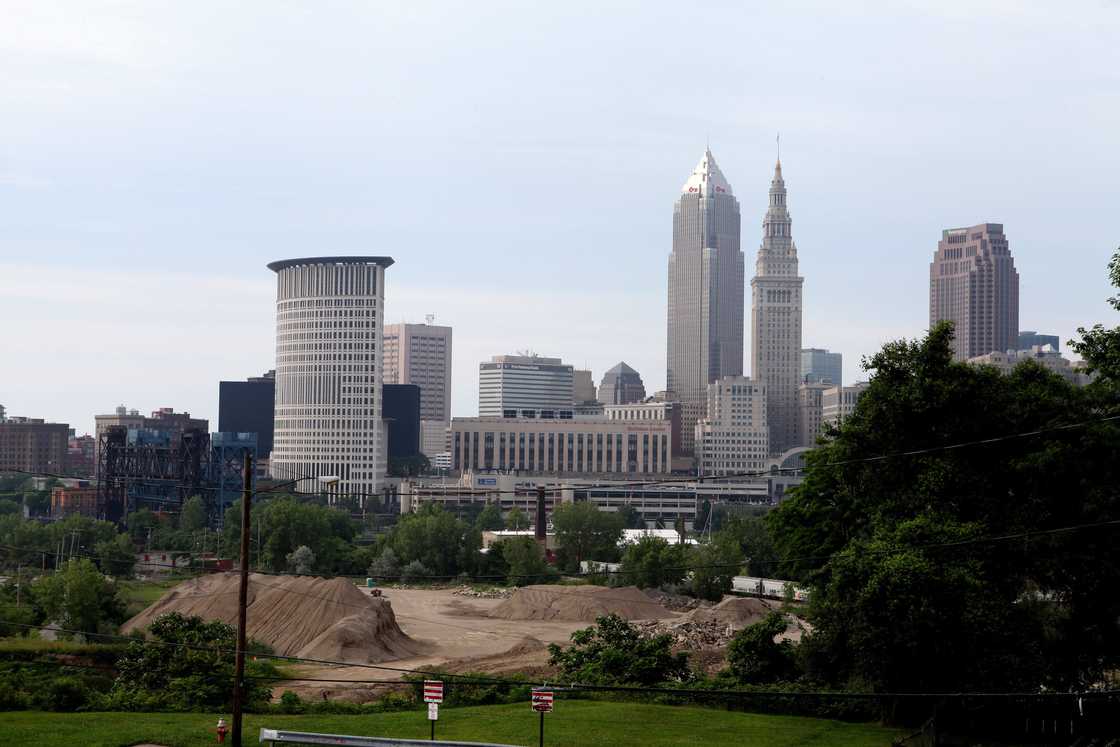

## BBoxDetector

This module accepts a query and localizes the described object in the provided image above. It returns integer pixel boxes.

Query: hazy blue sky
[2,1,1118,433]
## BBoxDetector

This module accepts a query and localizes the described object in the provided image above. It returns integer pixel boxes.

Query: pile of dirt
[634,619,737,650]
[684,596,777,627]
[644,589,713,612]
[488,585,676,622]
[121,572,421,663]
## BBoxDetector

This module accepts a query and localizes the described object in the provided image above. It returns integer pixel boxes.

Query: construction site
[123,573,808,703]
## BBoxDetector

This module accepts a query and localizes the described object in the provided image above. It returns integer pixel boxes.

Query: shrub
[278,690,304,714]
[400,560,433,584]
[726,612,799,684]
[36,676,89,712]
[548,614,691,685]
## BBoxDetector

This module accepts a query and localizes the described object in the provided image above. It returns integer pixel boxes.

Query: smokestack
[535,485,547,543]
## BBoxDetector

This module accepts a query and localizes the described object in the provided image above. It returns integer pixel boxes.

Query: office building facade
[597,362,647,405]
[0,417,70,476]
[269,256,393,497]
[573,369,597,404]
[382,383,421,460]
[1018,331,1059,352]
[451,416,672,476]
[695,376,769,477]
[382,322,453,422]
[968,346,1092,386]
[801,348,841,386]
[822,382,870,428]
[751,160,804,455]
[218,371,276,457]
[478,355,574,417]
[930,223,1019,360]
[667,149,745,456]
[798,381,831,446]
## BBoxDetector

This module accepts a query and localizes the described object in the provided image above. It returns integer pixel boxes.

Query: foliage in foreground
[548,614,691,686]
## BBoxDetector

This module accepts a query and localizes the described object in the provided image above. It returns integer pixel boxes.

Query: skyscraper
[750,159,803,456]
[218,371,275,457]
[597,362,647,405]
[929,223,1019,360]
[269,256,393,498]
[666,149,744,456]
[382,322,453,423]
[800,348,842,386]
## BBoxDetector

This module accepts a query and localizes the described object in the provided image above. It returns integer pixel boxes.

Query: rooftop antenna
[776,132,781,162]
[425,313,435,325]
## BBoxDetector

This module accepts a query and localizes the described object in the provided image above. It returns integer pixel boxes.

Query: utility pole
[231,450,253,747]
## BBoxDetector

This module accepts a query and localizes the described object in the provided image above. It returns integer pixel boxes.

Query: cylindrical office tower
[268,256,394,502]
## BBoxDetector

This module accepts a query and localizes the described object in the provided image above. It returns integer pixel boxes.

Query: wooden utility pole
[231,450,253,746]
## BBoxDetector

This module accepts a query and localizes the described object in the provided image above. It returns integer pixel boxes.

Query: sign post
[531,688,553,747]
[423,680,443,741]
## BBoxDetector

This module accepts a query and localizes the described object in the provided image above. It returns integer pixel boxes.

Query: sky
[1,1,1118,434]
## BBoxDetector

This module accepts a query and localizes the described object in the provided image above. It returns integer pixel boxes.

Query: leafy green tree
[497,537,558,586]
[32,559,126,636]
[548,614,691,685]
[0,499,20,516]
[552,501,624,572]
[400,559,433,583]
[726,611,799,684]
[616,503,646,530]
[715,512,778,577]
[769,320,1120,692]
[286,545,315,574]
[475,503,505,531]
[95,534,136,577]
[179,495,207,532]
[618,536,687,589]
[505,507,530,530]
[390,505,478,576]
[687,535,741,601]
[1071,248,1120,388]
[368,547,401,580]
[113,612,273,709]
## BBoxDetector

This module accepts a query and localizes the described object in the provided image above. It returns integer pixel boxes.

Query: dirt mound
[488,585,676,622]
[436,636,554,678]
[121,572,420,663]
[685,596,777,626]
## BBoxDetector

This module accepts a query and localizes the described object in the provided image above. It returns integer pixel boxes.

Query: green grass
[119,578,186,616]
[0,702,902,746]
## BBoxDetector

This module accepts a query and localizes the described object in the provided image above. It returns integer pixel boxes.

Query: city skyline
[2,3,1116,431]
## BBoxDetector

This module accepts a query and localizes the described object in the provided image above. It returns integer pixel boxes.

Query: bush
[726,612,799,684]
[36,676,89,712]
[400,560,433,584]
[368,548,401,580]
[278,690,304,714]
[0,682,28,711]
[548,614,691,686]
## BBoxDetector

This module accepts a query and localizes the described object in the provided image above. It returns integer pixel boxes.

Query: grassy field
[0,702,902,746]
[119,577,189,617]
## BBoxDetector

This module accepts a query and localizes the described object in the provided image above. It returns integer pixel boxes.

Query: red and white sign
[423,680,444,703]
[531,689,554,712]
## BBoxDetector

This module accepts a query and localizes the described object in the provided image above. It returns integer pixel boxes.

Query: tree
[368,547,401,580]
[475,503,505,531]
[726,611,799,684]
[497,537,558,586]
[113,612,272,709]
[505,507,530,530]
[769,321,1120,692]
[390,505,478,576]
[715,512,778,577]
[95,534,136,577]
[286,545,316,574]
[687,535,741,601]
[400,559,433,583]
[32,559,126,636]
[548,614,691,685]
[551,501,624,572]
[618,536,687,589]
[616,503,646,530]
[1070,248,1120,388]
[179,495,207,532]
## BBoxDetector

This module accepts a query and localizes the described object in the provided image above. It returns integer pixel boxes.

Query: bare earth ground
[279,587,645,701]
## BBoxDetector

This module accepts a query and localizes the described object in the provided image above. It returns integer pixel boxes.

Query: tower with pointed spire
[667,148,745,456]
[750,157,804,455]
